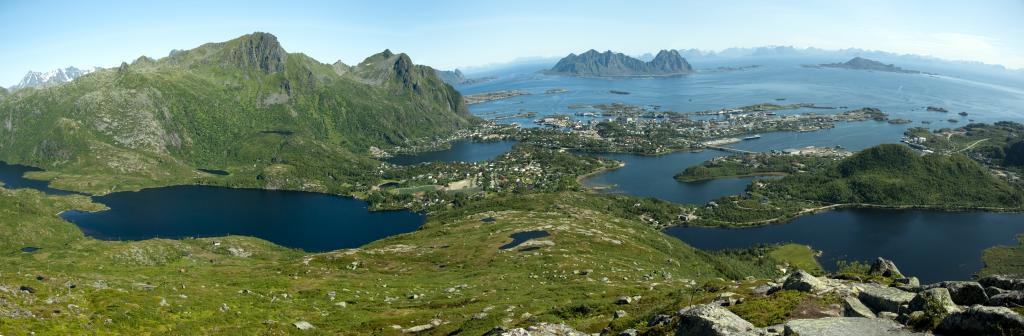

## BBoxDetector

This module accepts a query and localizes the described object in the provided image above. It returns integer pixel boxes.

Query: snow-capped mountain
[10,66,100,91]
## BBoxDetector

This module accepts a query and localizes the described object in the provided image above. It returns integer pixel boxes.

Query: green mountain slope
[770,144,1024,207]
[0,32,476,194]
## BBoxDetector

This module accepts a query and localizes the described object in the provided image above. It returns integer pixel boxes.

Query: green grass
[981,235,1024,277]
[728,290,806,326]
[769,244,824,275]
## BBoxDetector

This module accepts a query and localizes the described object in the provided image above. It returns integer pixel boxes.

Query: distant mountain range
[435,69,467,84]
[547,49,693,77]
[809,57,923,74]
[9,66,100,91]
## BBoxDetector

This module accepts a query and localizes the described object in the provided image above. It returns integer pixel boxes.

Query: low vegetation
[0,188,812,335]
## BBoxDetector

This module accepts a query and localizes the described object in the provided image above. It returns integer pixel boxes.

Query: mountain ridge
[547,49,693,77]
[0,32,476,194]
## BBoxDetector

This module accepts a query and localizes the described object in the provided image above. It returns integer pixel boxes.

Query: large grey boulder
[842,297,876,318]
[937,305,1024,335]
[858,284,915,313]
[869,257,904,278]
[923,281,988,305]
[677,304,762,336]
[495,323,588,336]
[782,270,825,293]
[908,288,960,315]
[987,290,1024,307]
[979,274,1024,291]
[894,276,920,287]
[783,317,923,336]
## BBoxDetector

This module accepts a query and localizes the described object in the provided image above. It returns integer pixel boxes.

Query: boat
[742,134,762,140]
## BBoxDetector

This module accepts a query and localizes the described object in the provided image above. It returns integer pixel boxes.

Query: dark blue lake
[385,140,516,165]
[0,161,78,195]
[59,185,425,252]
[666,209,1024,283]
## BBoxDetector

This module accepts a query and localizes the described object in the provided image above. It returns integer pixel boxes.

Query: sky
[2,0,1023,86]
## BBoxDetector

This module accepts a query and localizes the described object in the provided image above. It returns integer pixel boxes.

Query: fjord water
[385,140,516,165]
[581,122,910,202]
[465,58,1024,281]
[666,209,1024,283]
[581,150,781,204]
[466,58,1024,202]
[462,58,1024,128]
[60,186,424,252]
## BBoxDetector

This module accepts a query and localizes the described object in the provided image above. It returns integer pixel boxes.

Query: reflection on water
[61,185,425,252]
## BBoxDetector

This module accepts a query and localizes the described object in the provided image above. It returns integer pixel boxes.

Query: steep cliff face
[548,49,694,77]
[226,32,287,74]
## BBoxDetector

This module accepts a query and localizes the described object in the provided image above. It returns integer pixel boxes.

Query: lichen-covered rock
[858,284,915,313]
[987,291,1024,307]
[937,305,1024,335]
[908,288,959,315]
[894,276,920,287]
[869,257,904,278]
[782,270,825,293]
[923,281,988,305]
[783,317,923,336]
[979,275,1024,291]
[293,321,314,330]
[842,296,876,318]
[677,304,762,336]
[494,323,589,336]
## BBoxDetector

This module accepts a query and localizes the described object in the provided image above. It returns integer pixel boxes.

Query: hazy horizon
[3,0,1023,87]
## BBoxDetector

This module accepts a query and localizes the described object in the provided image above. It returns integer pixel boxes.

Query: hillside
[768,144,1024,207]
[0,33,476,194]
[0,188,798,335]
[547,49,693,77]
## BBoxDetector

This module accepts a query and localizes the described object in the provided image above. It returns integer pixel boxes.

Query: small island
[463,89,530,104]
[808,57,922,74]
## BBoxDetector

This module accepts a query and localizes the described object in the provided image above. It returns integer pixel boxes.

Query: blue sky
[2,0,1023,86]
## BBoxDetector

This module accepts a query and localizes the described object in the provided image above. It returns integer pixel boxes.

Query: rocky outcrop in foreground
[502,258,1024,336]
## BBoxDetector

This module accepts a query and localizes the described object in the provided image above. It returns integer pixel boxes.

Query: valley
[2,30,1024,336]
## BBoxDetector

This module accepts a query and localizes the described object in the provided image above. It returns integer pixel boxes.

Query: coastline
[674,171,788,183]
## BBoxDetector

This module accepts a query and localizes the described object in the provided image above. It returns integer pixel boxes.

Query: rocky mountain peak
[228,32,287,74]
[9,66,98,91]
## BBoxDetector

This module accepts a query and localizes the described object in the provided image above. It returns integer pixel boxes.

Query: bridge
[706,146,757,154]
